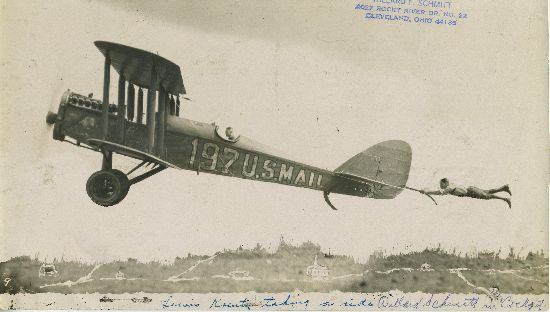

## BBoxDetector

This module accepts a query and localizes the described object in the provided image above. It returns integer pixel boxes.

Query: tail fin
[335,140,412,199]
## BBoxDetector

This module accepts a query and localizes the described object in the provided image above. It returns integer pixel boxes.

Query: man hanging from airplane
[420,178,511,208]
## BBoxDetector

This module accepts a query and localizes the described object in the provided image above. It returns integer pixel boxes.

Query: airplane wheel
[86,169,129,206]
[110,169,130,201]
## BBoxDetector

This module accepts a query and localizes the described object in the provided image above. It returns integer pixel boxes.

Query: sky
[0,0,548,263]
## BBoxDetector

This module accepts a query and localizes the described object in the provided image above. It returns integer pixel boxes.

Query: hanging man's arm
[421,188,450,195]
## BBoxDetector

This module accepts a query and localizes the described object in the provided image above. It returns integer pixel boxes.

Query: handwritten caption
[355,0,469,26]
[160,292,546,311]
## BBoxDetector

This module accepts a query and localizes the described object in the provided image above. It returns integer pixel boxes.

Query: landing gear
[86,169,130,206]
[85,147,167,206]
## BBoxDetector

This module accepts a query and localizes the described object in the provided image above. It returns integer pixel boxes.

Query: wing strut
[128,165,166,185]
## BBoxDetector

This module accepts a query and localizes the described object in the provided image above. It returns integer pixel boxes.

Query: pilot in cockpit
[225,127,237,141]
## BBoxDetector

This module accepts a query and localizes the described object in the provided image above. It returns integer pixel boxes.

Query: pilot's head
[225,127,235,139]
[440,178,449,189]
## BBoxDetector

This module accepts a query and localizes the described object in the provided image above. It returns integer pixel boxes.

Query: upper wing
[95,41,186,95]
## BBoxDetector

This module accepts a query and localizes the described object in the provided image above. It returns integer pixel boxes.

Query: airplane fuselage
[54,91,371,198]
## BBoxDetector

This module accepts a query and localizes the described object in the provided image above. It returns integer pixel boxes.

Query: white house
[306,255,329,280]
[228,269,252,280]
[38,264,58,277]
[115,271,125,280]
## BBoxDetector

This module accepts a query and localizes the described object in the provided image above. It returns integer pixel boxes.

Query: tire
[86,170,129,206]
[110,169,130,203]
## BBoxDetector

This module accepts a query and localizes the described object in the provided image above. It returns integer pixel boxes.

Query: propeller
[45,81,66,128]
[38,81,67,154]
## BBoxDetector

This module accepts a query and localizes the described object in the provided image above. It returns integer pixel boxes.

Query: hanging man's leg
[487,194,511,209]
[486,184,511,196]
[466,186,511,209]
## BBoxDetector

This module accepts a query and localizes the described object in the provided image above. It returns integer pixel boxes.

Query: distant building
[38,264,58,277]
[228,269,252,280]
[420,263,433,271]
[368,250,384,265]
[100,296,114,302]
[324,248,334,258]
[115,271,125,280]
[306,255,329,280]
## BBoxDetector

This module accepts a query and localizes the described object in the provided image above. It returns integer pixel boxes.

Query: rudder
[335,140,412,199]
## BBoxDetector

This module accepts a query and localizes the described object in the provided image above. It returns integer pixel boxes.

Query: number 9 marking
[201,143,219,171]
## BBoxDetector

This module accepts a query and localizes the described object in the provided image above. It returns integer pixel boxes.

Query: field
[1,241,547,295]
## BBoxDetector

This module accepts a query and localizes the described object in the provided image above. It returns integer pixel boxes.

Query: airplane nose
[46,111,57,125]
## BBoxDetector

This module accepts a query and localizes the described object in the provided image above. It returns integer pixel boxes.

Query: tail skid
[323,191,338,210]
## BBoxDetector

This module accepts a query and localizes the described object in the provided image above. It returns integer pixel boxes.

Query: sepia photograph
[0,0,548,310]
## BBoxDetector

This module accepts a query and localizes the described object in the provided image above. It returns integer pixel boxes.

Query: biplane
[46,41,436,208]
